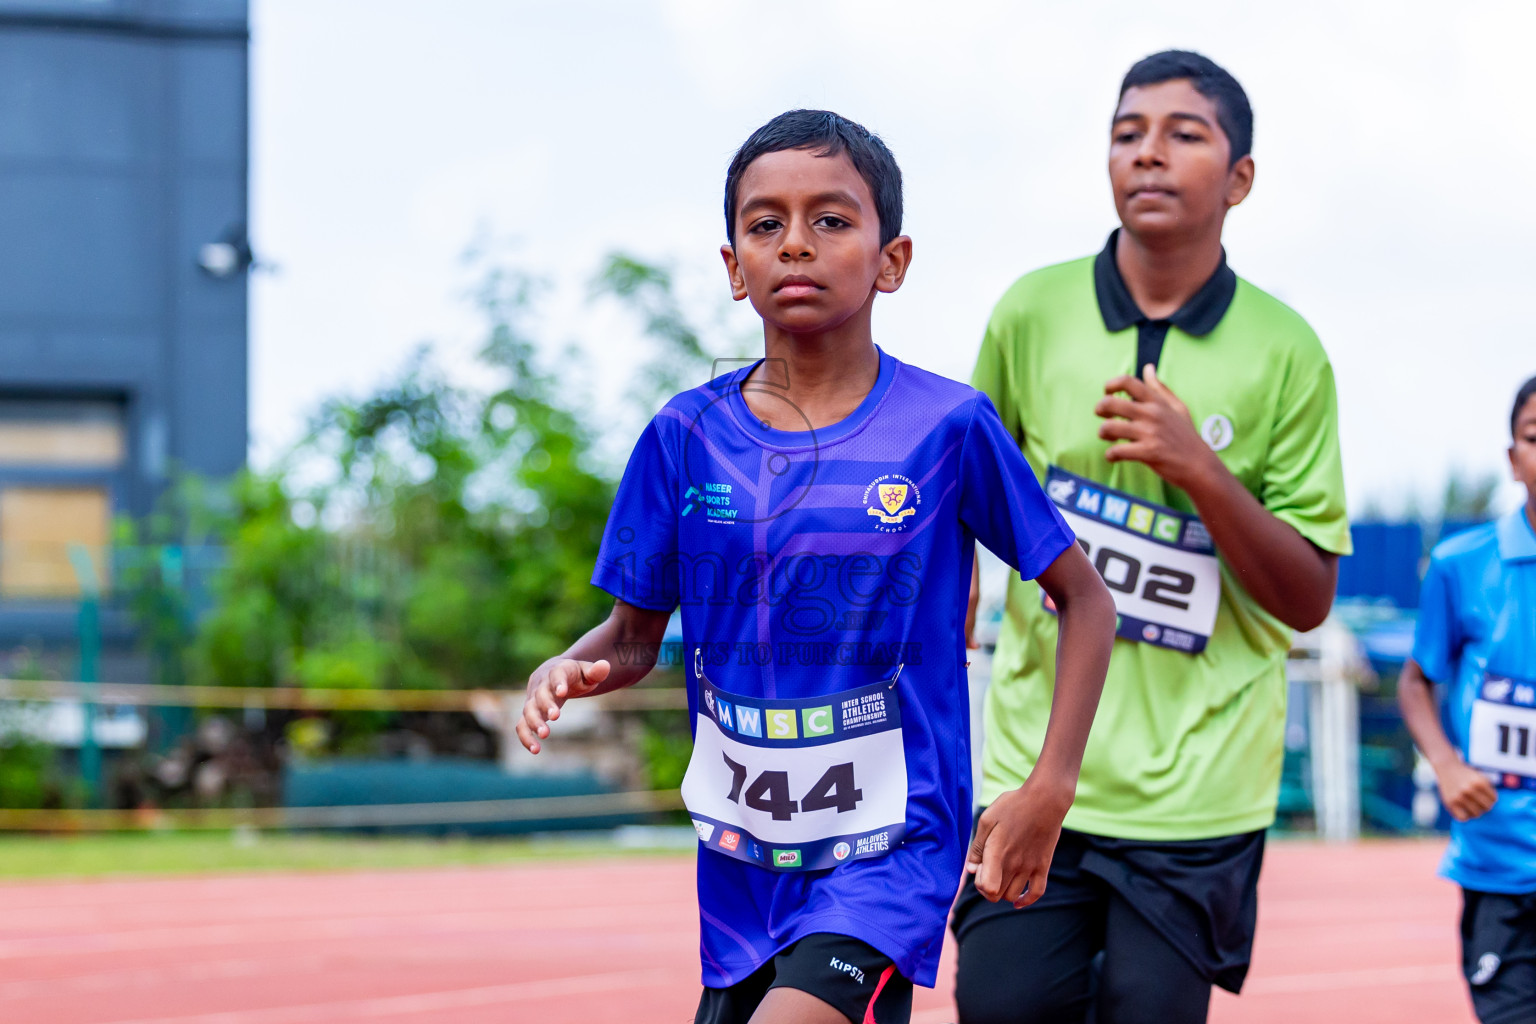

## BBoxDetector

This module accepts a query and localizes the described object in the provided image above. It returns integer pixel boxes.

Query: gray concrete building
[0,0,248,620]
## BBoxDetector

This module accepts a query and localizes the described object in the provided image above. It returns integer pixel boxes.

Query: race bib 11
[680,663,908,872]
[1043,466,1221,654]
[1467,674,1536,790]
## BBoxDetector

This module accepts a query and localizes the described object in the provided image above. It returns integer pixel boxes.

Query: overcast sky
[250,0,1536,515]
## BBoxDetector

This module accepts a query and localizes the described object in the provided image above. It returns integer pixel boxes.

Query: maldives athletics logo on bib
[862,473,921,532]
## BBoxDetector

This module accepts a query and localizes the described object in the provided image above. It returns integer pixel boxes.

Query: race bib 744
[680,664,908,872]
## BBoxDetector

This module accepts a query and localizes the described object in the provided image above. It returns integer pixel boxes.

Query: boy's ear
[875,235,914,295]
[720,244,749,301]
[1225,155,1255,210]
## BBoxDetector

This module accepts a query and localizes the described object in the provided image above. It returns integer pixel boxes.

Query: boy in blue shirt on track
[515,109,1115,1024]
[1399,374,1536,1024]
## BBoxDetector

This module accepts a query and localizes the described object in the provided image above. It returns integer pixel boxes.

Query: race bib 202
[1043,466,1221,654]
[680,664,908,872]
[1468,673,1536,790]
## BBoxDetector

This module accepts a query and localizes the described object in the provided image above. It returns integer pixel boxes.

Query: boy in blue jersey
[516,109,1115,1024]
[1399,375,1536,1024]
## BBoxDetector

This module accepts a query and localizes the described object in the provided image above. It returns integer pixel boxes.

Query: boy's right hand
[517,659,610,755]
[1436,759,1498,821]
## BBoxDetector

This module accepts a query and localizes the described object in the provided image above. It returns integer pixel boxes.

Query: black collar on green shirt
[1093,229,1238,371]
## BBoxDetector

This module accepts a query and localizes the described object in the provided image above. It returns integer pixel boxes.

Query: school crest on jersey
[862,474,920,532]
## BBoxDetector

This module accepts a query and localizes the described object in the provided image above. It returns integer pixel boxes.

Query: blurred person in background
[955,50,1351,1024]
[1399,374,1536,1024]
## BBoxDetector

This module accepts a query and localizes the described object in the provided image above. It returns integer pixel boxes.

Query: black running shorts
[952,825,1264,993]
[694,932,912,1024]
[1461,888,1536,1024]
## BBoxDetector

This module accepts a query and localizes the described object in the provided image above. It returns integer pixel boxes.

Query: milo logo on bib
[1043,466,1221,655]
[681,660,909,872]
[1468,674,1536,791]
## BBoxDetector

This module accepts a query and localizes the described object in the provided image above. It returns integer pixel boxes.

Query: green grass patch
[0,831,690,879]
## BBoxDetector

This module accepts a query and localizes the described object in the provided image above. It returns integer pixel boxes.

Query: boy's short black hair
[1514,375,1536,437]
[1120,50,1253,165]
[723,109,903,248]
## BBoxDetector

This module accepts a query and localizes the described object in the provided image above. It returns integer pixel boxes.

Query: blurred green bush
[118,250,736,767]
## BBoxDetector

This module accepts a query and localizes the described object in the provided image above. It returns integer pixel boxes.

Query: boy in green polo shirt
[953,51,1350,1024]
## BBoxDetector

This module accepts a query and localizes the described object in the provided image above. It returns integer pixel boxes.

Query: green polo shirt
[974,233,1351,840]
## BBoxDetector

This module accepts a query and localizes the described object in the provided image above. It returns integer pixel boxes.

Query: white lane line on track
[0,863,684,911]
[0,902,686,960]
[1244,963,1460,994]
[0,929,701,1004]
[0,878,693,926]
[95,968,683,1024]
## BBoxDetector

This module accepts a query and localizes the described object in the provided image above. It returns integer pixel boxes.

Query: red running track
[0,839,1473,1023]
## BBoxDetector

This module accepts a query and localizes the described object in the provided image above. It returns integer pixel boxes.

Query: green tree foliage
[0,654,80,808]
[190,270,614,695]
[0,732,55,809]
[127,252,727,715]
[591,254,715,407]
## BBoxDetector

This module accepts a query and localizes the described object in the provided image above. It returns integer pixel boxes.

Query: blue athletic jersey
[592,349,1073,987]
[1413,509,1536,894]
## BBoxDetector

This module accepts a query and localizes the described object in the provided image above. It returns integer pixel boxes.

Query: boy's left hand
[966,774,1073,909]
[1095,365,1219,491]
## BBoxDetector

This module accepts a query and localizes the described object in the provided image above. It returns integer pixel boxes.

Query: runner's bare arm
[968,541,1114,907]
[1095,365,1338,631]
[516,599,672,755]
[1397,657,1498,821]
